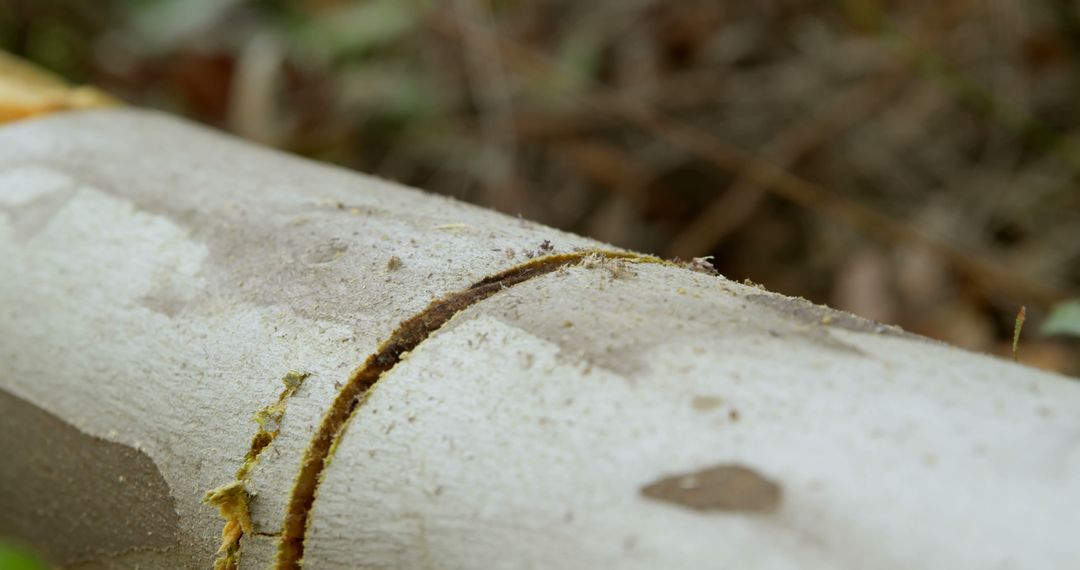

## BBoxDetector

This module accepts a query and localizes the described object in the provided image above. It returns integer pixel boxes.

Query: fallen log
[1,107,1078,569]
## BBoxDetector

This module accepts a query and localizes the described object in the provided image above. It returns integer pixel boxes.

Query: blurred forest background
[1,0,1078,375]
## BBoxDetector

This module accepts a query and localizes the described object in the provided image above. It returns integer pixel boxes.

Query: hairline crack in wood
[275,250,665,569]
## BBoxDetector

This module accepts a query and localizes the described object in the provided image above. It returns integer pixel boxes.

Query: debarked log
[1,109,1078,570]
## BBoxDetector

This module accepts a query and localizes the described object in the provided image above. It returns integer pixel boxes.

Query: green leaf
[0,542,45,570]
[1042,299,1080,338]
[126,0,245,52]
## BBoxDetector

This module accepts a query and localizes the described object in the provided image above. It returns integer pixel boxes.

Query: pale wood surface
[0,109,1077,569]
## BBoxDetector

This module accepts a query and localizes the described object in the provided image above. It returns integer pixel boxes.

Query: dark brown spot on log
[641,464,781,513]
[690,395,723,411]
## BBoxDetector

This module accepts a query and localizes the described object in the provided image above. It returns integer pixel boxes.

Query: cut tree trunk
[1,109,1078,570]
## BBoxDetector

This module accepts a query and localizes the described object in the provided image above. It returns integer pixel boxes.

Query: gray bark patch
[0,390,180,566]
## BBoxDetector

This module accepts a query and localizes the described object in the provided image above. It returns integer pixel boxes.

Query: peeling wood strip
[0,50,116,124]
[275,250,664,569]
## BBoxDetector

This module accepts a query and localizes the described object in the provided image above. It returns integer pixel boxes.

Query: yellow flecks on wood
[434,222,469,231]
[204,480,253,536]
[238,371,309,480]
[252,401,287,431]
[203,480,252,570]
[0,51,117,124]
[204,370,310,565]
[282,370,308,391]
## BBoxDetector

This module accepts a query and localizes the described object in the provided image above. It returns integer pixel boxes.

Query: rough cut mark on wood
[641,464,782,513]
[205,371,310,570]
[276,250,665,570]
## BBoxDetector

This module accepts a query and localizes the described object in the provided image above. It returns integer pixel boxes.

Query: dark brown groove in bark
[275,250,662,569]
